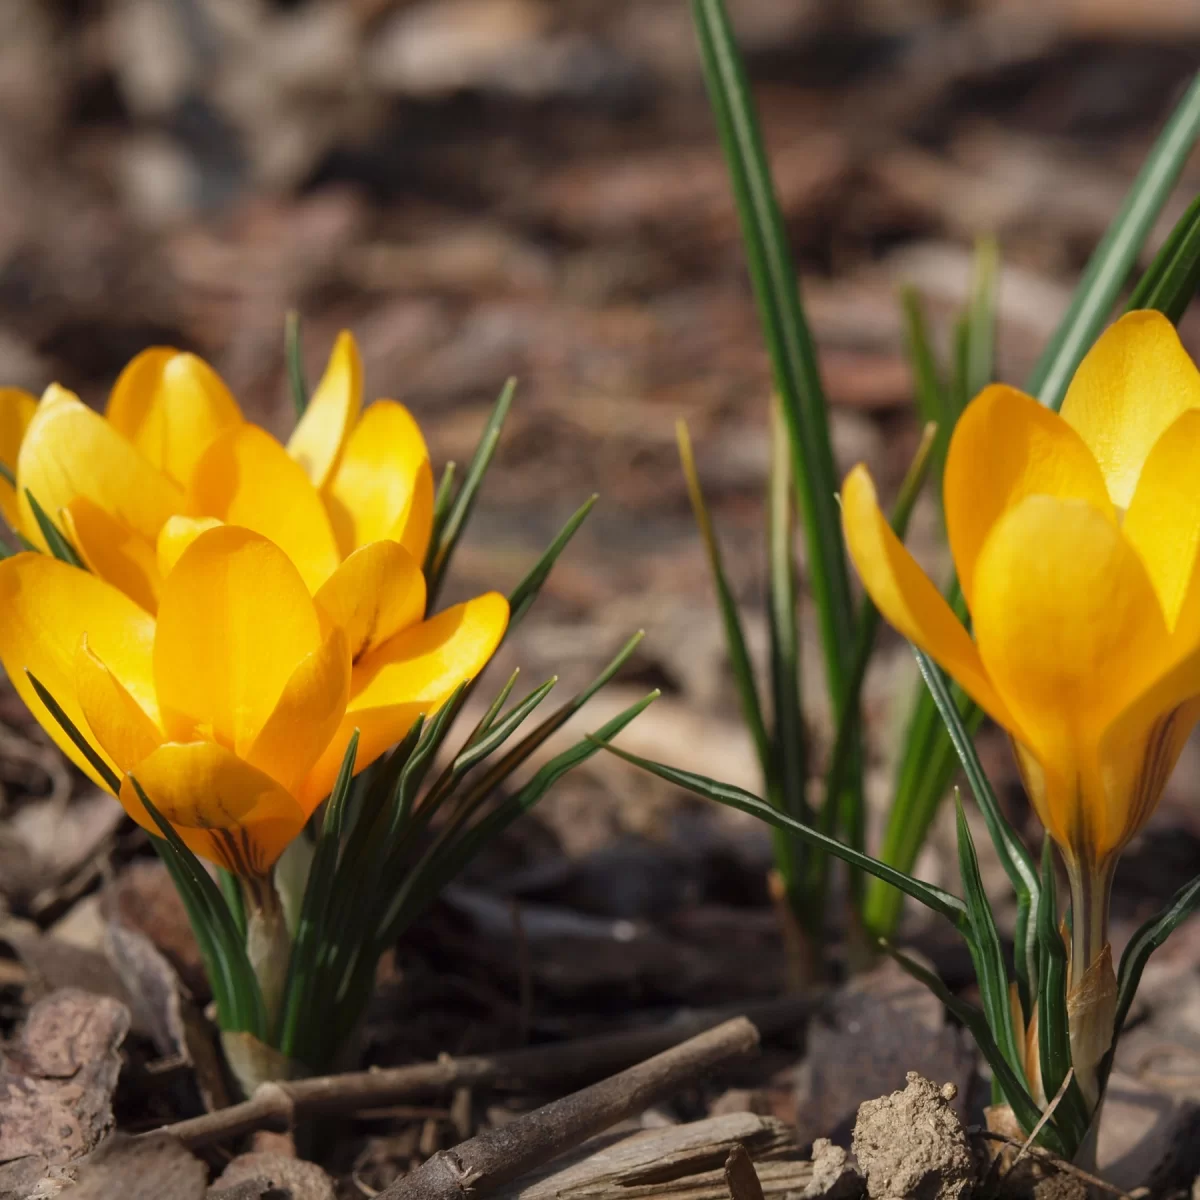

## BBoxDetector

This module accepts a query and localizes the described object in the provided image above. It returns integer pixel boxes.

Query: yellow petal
[323,400,434,563]
[298,591,508,807]
[1122,408,1200,635]
[187,424,341,591]
[154,525,323,756]
[246,626,351,796]
[840,465,1016,730]
[1060,310,1200,509]
[313,540,426,664]
[106,348,242,488]
[62,498,161,614]
[16,392,184,550]
[75,638,163,773]
[944,384,1114,607]
[286,330,363,489]
[120,741,307,874]
[157,514,223,579]
[0,553,157,790]
[972,495,1172,851]
[0,388,37,530]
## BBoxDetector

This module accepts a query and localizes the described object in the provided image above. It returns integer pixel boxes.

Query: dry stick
[970,1130,1135,1200]
[1006,1068,1074,1173]
[724,1144,767,1200]
[378,1016,760,1200]
[158,997,810,1151]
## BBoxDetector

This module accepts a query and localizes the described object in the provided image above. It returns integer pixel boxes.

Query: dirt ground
[4,1,1200,1196]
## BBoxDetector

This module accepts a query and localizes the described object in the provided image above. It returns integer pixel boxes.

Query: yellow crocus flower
[0,525,505,874]
[841,309,1200,1101]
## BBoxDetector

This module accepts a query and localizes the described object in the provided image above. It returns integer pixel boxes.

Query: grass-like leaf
[912,649,1039,1004]
[0,461,14,487]
[693,0,856,709]
[1126,192,1200,322]
[1035,840,1091,1152]
[130,780,266,1038]
[26,670,121,793]
[25,491,84,568]
[507,494,598,631]
[277,731,359,1062]
[953,794,1023,1080]
[678,419,770,780]
[883,942,1061,1155]
[429,461,458,552]
[425,377,516,605]
[966,236,999,399]
[284,310,308,418]
[1030,71,1200,410]
[596,740,968,926]
[901,290,950,486]
[1109,869,1200,1081]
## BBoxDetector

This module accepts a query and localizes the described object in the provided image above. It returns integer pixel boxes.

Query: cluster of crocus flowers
[841,310,1200,1106]
[0,333,507,878]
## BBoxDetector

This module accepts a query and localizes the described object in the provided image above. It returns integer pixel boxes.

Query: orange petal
[75,638,163,774]
[154,525,323,755]
[944,384,1114,608]
[1060,310,1200,509]
[62,497,162,614]
[121,741,307,874]
[323,401,434,563]
[0,388,37,530]
[298,591,508,807]
[156,514,223,579]
[841,464,1016,731]
[246,626,351,795]
[314,540,426,664]
[17,389,183,551]
[286,330,363,488]
[106,348,242,488]
[187,424,341,591]
[0,552,157,790]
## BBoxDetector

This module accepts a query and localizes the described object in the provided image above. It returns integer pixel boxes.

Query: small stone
[852,1072,976,1200]
[801,1138,864,1200]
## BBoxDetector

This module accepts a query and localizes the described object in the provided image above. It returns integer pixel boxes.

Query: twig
[1006,1069,1073,1173]
[969,1129,1134,1200]
[157,997,811,1150]
[378,1016,760,1200]
[724,1144,767,1200]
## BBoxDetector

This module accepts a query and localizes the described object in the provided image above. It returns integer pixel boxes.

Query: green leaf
[0,461,14,487]
[25,491,84,568]
[766,400,806,832]
[379,690,661,948]
[1126,192,1200,322]
[430,461,458,551]
[130,780,265,1037]
[451,677,558,775]
[953,793,1022,1080]
[507,494,598,631]
[912,649,1039,1000]
[1030,71,1200,410]
[26,670,121,793]
[597,740,968,926]
[284,310,308,418]
[900,289,950,485]
[883,942,1061,1154]
[1110,869,1200,1072]
[693,0,856,710]
[966,236,999,399]
[1035,840,1091,1152]
[425,377,515,606]
[678,419,770,782]
[815,422,937,896]
[277,731,359,1062]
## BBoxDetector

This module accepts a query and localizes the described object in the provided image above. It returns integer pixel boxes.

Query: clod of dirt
[210,1153,336,1200]
[852,1073,975,1200]
[801,1138,863,1200]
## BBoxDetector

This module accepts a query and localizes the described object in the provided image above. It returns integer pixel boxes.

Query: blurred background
[5,0,1200,1014]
